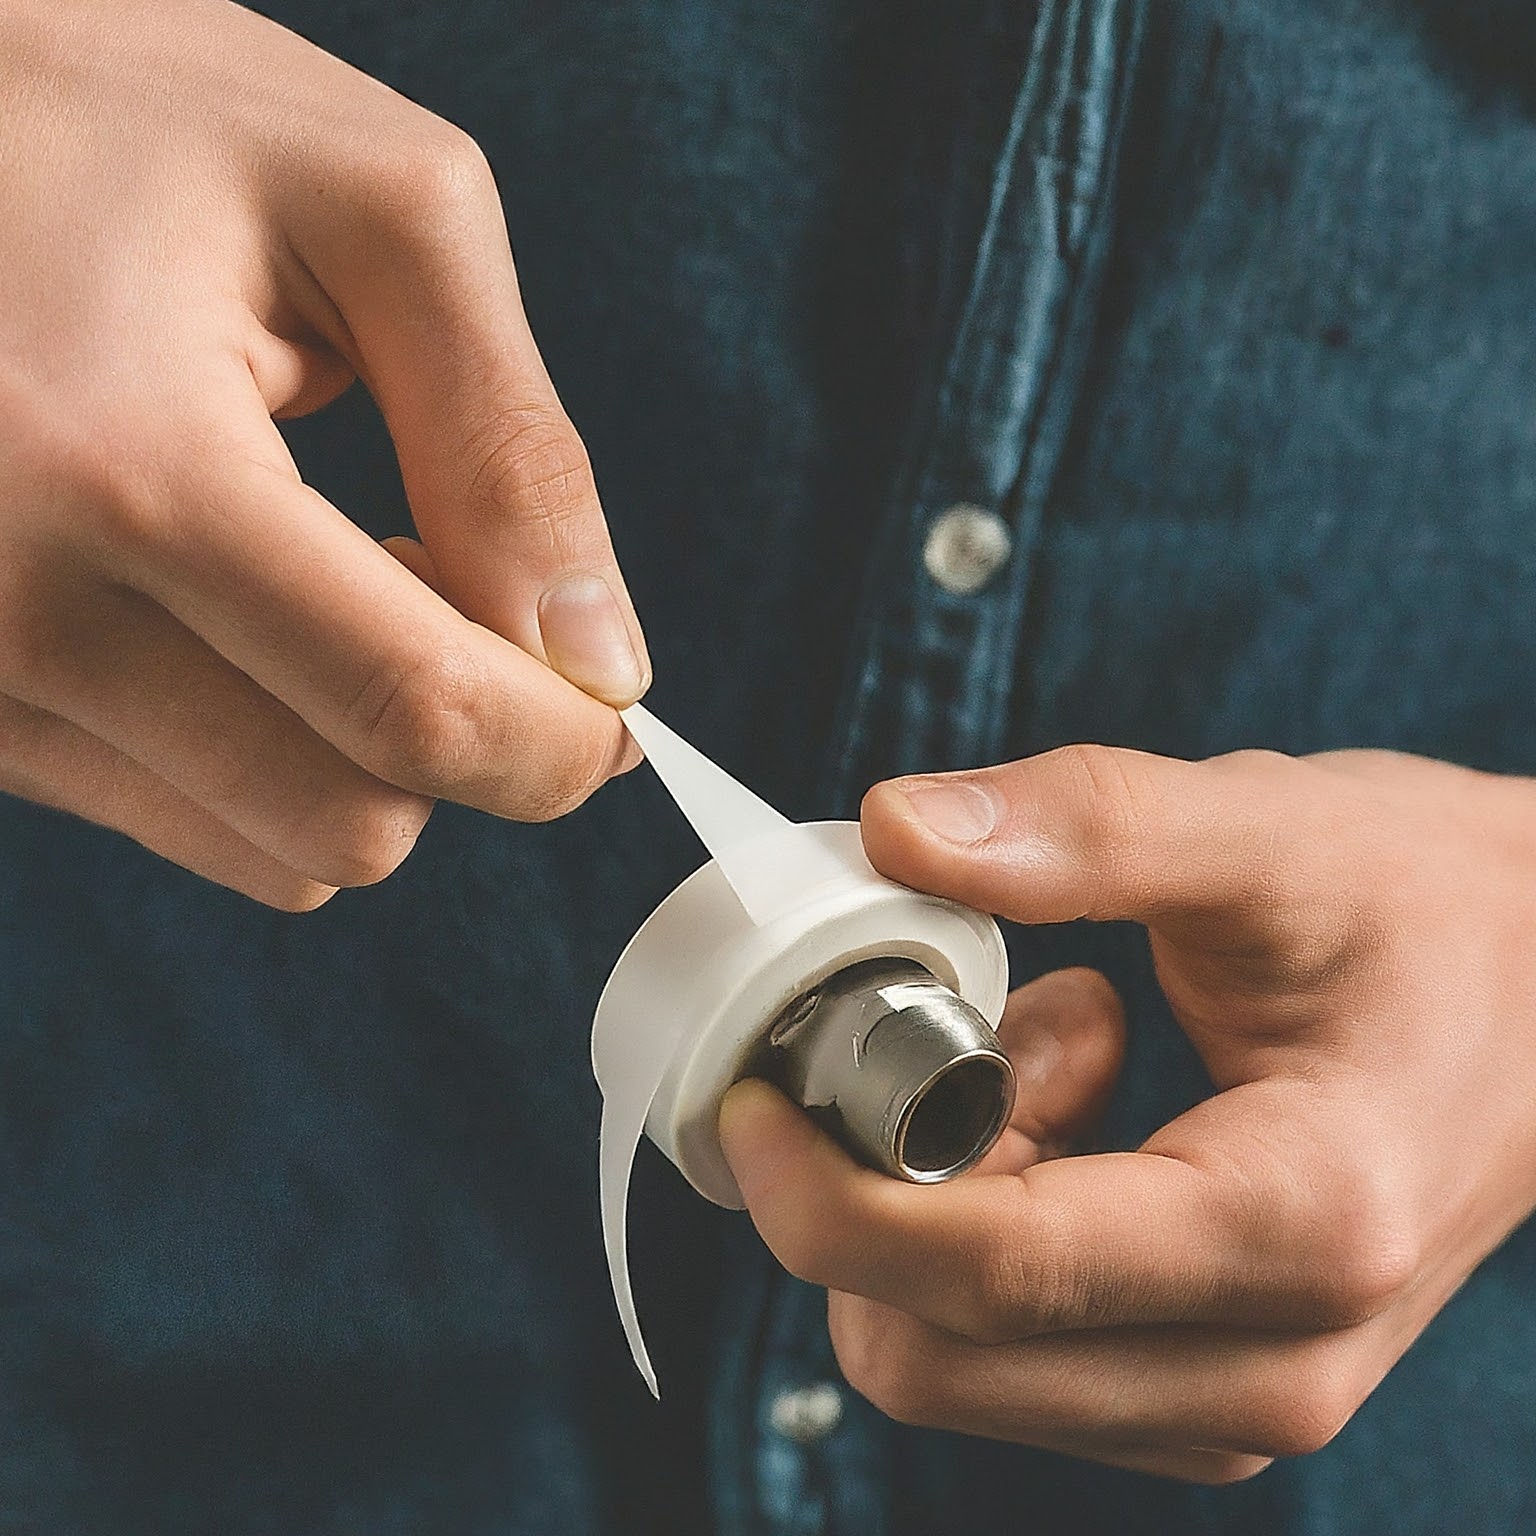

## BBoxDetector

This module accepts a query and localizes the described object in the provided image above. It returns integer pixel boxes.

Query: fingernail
[893,776,998,845]
[538,573,650,705]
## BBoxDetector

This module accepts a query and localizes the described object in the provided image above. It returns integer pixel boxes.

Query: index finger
[99,402,636,821]
[719,1077,1399,1346]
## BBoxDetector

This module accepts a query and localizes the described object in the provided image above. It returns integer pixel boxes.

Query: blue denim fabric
[3,2,1536,1532]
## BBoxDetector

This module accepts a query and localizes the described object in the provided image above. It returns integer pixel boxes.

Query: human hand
[721,747,1536,1482]
[0,0,648,908]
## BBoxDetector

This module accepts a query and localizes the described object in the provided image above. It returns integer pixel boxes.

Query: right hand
[0,0,650,910]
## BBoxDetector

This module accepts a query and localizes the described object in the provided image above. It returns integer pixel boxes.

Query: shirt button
[922,504,1012,595]
[768,1381,845,1444]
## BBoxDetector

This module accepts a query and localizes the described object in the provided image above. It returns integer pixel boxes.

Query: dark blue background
[3,2,1535,1531]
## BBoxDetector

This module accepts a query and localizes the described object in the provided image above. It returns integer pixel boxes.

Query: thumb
[860,745,1306,932]
[719,1077,860,1222]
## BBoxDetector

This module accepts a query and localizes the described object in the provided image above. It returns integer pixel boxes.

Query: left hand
[719,746,1536,1483]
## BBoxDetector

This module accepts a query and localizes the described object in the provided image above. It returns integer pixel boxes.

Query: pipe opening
[897,1056,1012,1178]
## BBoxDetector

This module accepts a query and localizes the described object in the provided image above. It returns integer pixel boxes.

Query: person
[1,0,1533,1530]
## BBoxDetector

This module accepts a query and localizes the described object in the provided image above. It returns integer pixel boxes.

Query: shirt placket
[830,0,1148,801]
[716,5,1148,1536]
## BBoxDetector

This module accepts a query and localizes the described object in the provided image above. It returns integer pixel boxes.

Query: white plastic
[592,708,1008,1395]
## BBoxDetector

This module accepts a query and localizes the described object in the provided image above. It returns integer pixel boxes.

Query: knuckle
[1247,1381,1355,1460]
[1214,747,1295,779]
[348,647,488,792]
[462,407,596,531]
[1241,1351,1361,1458]
[1306,1168,1420,1324]
[518,757,609,822]
[419,123,498,207]
[1045,744,1153,905]
[314,788,433,889]
[63,429,177,555]
[1237,1152,1419,1329]
[1052,743,1145,829]
[509,720,619,823]
[829,1310,933,1428]
[1057,964,1126,1021]
[368,119,498,229]
[826,1296,874,1381]
[1315,1234,1418,1328]
[768,1224,839,1291]
[0,370,184,560]
[858,1366,930,1429]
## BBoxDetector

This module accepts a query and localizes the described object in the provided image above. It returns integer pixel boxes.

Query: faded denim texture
[2,2,1535,1532]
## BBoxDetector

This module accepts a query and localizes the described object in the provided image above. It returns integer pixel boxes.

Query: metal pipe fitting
[762,958,1016,1183]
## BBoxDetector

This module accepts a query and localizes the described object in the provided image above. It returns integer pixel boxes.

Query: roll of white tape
[592,707,1007,1395]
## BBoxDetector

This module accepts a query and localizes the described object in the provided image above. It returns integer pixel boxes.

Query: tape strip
[598,707,872,1395]
[597,1024,687,1397]
[620,704,854,924]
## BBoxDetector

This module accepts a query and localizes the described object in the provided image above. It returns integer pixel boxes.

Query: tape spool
[592,707,1008,1395]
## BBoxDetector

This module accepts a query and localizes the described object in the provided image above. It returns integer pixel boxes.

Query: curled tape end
[600,1098,663,1399]
[594,943,689,1397]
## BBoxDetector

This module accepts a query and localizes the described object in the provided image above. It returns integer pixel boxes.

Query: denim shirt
[3,2,1536,1533]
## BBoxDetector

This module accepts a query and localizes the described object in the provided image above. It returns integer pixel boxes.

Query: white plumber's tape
[592,705,1008,1395]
